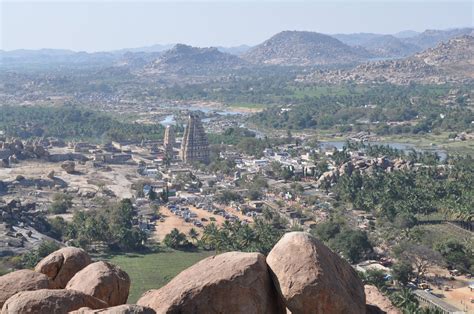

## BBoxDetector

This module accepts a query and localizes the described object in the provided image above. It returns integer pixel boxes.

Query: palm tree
[202,223,221,253]
[163,228,186,249]
[236,224,256,250]
[188,228,199,244]
[392,288,418,310]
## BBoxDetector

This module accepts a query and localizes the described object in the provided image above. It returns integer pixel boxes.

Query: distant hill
[0,49,119,67]
[361,35,420,58]
[393,30,420,38]
[113,44,175,54]
[144,44,247,75]
[333,34,419,58]
[217,45,252,56]
[403,28,474,49]
[332,28,473,58]
[243,31,370,66]
[115,51,164,68]
[331,33,382,47]
[300,35,474,85]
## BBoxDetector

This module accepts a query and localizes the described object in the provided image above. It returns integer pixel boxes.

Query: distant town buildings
[179,114,210,164]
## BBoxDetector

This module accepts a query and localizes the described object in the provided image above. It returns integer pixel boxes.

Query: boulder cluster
[0,200,39,228]
[0,138,52,168]
[0,200,52,246]
[317,156,414,187]
[301,35,474,85]
[0,232,395,313]
[0,247,135,314]
[0,199,60,255]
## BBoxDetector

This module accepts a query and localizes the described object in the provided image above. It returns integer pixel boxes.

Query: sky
[1,0,473,52]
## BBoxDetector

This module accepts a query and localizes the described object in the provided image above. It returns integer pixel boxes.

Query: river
[158,106,447,159]
[159,106,242,126]
[319,141,447,160]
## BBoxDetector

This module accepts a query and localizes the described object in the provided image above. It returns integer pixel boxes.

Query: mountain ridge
[299,35,474,85]
[142,43,247,75]
[333,27,473,58]
[243,30,371,66]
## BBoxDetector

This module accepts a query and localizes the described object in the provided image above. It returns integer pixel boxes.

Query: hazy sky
[1,1,472,51]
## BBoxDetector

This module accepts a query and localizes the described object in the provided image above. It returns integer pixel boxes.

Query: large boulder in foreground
[71,304,156,314]
[0,269,50,307]
[137,252,285,314]
[66,261,130,306]
[1,289,107,314]
[35,247,91,289]
[266,232,366,314]
[365,285,400,314]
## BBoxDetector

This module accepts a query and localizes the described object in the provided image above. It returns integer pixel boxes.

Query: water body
[159,106,242,126]
[319,141,447,160]
[172,105,242,116]
[160,115,175,126]
[158,105,446,160]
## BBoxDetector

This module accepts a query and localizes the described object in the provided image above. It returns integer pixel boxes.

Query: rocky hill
[333,28,473,58]
[403,27,474,50]
[0,232,396,313]
[359,35,420,58]
[300,35,474,85]
[243,31,371,66]
[115,51,163,68]
[143,44,247,75]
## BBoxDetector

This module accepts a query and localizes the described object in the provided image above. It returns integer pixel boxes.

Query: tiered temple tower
[163,125,175,158]
[180,114,209,163]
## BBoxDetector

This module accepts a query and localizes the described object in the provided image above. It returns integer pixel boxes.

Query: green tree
[330,229,373,263]
[108,199,147,250]
[392,261,414,286]
[391,288,418,312]
[311,221,341,242]
[364,269,387,289]
[21,241,60,268]
[435,239,472,273]
[188,228,199,244]
[49,193,73,214]
[164,228,188,249]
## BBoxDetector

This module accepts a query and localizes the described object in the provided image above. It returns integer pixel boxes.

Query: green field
[382,133,474,155]
[226,102,268,110]
[106,250,213,303]
[290,85,364,98]
[415,223,473,245]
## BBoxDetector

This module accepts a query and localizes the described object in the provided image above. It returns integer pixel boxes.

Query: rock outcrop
[137,251,285,314]
[47,170,55,179]
[35,247,91,289]
[301,35,474,85]
[365,285,401,314]
[66,261,131,306]
[1,289,108,314]
[61,161,76,174]
[0,269,51,307]
[316,156,415,188]
[0,200,60,255]
[0,235,394,313]
[266,232,366,314]
[71,304,156,314]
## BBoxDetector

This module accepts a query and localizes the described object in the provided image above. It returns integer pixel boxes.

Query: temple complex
[180,114,209,163]
[163,125,175,158]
